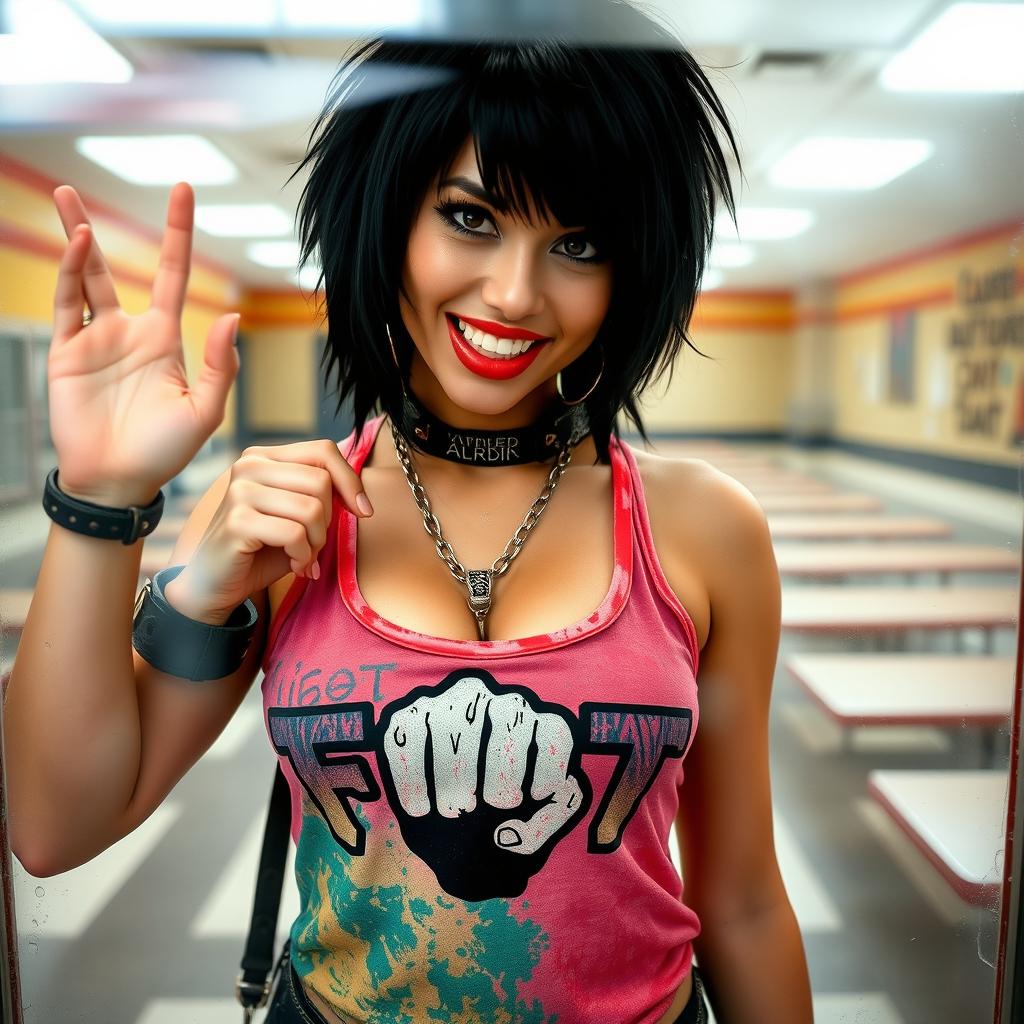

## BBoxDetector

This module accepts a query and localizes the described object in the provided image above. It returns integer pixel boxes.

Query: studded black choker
[396,388,591,466]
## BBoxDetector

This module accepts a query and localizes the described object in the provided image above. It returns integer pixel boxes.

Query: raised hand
[47,182,240,507]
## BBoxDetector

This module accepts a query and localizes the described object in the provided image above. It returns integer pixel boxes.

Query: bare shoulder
[626,445,775,648]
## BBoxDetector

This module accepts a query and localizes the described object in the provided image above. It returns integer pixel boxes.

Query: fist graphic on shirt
[377,670,592,901]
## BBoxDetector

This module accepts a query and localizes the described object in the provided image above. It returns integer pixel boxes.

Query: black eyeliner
[433,198,603,264]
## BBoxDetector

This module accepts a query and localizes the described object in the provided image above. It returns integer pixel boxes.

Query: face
[399,136,613,425]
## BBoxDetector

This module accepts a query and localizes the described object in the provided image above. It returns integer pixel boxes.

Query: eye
[455,208,492,232]
[555,234,600,263]
[435,201,498,238]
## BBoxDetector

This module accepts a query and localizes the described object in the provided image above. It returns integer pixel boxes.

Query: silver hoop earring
[556,348,604,406]
[385,322,401,371]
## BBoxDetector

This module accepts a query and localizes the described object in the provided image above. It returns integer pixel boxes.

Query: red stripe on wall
[0,221,236,316]
[839,215,1024,287]
[834,285,956,323]
[690,315,794,331]
[241,310,323,327]
[0,150,237,280]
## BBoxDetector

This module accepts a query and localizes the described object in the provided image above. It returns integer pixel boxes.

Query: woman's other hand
[165,440,375,624]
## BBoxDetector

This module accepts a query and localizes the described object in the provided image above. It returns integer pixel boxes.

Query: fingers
[482,692,534,806]
[233,506,322,577]
[228,444,370,577]
[494,774,584,856]
[245,438,374,522]
[246,478,329,555]
[190,312,241,429]
[52,186,120,313]
[494,715,581,855]
[52,225,92,344]
[150,181,194,317]
[429,678,490,817]
[383,704,432,816]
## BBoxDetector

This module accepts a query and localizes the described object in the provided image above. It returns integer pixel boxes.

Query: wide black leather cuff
[132,565,259,681]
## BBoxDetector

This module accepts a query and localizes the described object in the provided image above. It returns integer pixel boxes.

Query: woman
[7,23,813,1024]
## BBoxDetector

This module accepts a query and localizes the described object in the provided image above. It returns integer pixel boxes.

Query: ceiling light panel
[75,135,238,185]
[67,0,277,32]
[700,269,725,292]
[0,0,132,84]
[880,3,1024,93]
[769,137,934,190]
[710,243,756,269]
[717,207,816,241]
[281,0,440,30]
[248,241,302,268]
[294,266,324,291]
[195,204,293,237]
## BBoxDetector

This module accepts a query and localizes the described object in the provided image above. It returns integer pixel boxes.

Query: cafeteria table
[786,654,1014,727]
[867,769,1007,906]
[757,493,883,514]
[785,652,1014,763]
[781,585,1019,653]
[774,543,1019,580]
[769,516,953,540]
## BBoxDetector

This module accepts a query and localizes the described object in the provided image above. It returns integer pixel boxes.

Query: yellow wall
[830,225,1024,467]
[239,290,322,432]
[639,292,794,432]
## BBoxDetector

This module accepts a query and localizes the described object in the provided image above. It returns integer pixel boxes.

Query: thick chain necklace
[389,417,574,640]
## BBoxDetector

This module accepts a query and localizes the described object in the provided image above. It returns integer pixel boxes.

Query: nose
[479,240,545,323]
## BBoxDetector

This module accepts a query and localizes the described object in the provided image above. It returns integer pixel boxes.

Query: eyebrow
[439,176,503,207]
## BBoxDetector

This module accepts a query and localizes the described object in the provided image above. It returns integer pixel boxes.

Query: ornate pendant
[465,569,492,641]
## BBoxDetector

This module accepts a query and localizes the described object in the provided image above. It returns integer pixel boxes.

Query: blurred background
[0,1,1022,1021]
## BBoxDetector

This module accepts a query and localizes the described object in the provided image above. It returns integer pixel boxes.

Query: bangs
[464,78,619,237]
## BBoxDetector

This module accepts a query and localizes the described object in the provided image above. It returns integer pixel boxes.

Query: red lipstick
[454,313,551,342]
[446,314,549,381]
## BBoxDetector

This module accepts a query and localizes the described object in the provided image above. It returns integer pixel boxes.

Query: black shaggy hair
[291,30,740,464]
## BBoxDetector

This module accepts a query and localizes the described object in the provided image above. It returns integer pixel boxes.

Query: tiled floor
[6,442,1021,1023]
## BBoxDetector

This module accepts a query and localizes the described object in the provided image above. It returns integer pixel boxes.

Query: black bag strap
[235,762,292,1012]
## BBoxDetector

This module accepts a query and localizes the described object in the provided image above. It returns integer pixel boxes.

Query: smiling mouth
[447,314,551,360]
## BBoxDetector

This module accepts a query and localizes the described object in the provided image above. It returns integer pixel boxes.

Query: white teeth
[454,318,537,360]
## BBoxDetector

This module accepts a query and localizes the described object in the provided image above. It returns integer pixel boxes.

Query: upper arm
[671,466,787,923]
[123,465,269,832]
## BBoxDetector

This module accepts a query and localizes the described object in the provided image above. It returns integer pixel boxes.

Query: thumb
[191,312,241,425]
[493,775,584,856]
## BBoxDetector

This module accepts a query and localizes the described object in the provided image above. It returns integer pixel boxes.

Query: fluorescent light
[710,243,755,269]
[195,204,293,238]
[769,137,933,190]
[294,266,324,291]
[716,207,815,241]
[881,3,1024,93]
[700,269,724,291]
[248,241,302,269]
[281,0,438,30]
[75,135,237,185]
[68,0,277,30]
[0,0,132,84]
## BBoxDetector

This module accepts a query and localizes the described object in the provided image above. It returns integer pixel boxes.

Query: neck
[407,351,558,431]
[371,359,597,478]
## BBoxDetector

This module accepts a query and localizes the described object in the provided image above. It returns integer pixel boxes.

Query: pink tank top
[261,414,702,1024]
